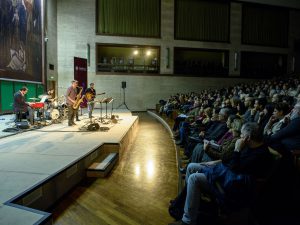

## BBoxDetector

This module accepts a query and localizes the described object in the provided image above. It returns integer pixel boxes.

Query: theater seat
[198,147,282,225]
[291,149,300,170]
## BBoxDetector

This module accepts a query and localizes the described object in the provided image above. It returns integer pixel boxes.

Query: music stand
[97,98,106,123]
[103,97,113,119]
[117,81,129,110]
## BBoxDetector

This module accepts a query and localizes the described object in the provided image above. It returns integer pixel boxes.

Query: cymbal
[29,97,40,100]
[38,94,52,98]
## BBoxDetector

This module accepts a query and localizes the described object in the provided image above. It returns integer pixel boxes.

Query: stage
[0,109,138,225]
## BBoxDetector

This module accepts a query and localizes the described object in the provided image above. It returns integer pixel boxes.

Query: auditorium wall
[46,0,58,85]
[54,0,300,111]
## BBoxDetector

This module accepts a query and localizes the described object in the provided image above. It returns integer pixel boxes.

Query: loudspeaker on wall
[121,81,126,89]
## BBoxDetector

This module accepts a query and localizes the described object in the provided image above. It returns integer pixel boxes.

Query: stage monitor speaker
[121,81,126,89]
[87,123,100,131]
[15,121,30,129]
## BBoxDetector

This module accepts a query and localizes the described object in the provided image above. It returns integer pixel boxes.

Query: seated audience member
[242,96,255,122]
[236,101,246,117]
[199,108,230,142]
[189,112,235,163]
[180,115,241,174]
[271,93,282,104]
[201,116,242,163]
[267,103,300,153]
[249,98,267,123]
[173,100,201,132]
[257,104,274,130]
[175,107,211,146]
[263,102,290,136]
[169,123,272,225]
[183,108,221,157]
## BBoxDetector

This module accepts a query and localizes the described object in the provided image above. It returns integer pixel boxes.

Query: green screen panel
[1,81,14,112]
[26,83,37,101]
[37,84,45,97]
[14,82,26,94]
[14,82,37,101]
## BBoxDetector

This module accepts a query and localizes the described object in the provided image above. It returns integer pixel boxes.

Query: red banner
[74,57,87,107]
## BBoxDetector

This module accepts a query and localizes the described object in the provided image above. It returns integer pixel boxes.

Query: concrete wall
[54,0,300,111]
[45,0,58,85]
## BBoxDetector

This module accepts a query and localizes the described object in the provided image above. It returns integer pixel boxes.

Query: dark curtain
[175,0,229,42]
[242,4,289,47]
[97,0,160,37]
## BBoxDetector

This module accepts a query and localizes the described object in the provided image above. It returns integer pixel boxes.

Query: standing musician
[66,80,78,126]
[85,83,96,118]
[75,85,83,122]
[13,86,34,125]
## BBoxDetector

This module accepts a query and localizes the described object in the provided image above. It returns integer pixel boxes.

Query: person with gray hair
[169,122,272,225]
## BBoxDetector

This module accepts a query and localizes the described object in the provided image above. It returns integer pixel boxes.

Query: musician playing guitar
[85,83,96,118]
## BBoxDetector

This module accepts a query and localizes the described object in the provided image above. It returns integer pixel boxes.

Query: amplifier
[15,121,30,129]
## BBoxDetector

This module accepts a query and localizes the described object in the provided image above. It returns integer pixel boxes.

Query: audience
[169,123,272,225]
[157,76,300,225]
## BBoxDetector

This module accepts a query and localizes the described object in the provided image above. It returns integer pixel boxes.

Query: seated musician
[85,83,96,118]
[13,87,34,125]
[44,89,56,108]
[46,89,55,101]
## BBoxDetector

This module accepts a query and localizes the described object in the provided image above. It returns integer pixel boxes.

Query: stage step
[87,153,119,177]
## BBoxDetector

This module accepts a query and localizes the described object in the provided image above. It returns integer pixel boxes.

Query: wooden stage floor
[0,109,138,225]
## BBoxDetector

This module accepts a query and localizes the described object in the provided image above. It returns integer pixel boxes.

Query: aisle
[52,112,178,225]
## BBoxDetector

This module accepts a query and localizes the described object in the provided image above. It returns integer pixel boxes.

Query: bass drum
[50,109,60,120]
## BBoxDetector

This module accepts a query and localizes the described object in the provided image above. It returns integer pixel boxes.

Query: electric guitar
[85,92,105,101]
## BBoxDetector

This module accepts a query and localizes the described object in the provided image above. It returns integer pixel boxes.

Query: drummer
[40,89,56,108]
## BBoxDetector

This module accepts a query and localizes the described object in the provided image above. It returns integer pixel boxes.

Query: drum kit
[37,94,68,122]
[27,93,115,126]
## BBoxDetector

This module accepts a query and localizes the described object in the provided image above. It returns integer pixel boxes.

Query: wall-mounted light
[87,44,90,66]
[146,50,151,56]
[133,50,139,55]
[292,56,295,73]
[166,47,170,69]
[234,52,239,71]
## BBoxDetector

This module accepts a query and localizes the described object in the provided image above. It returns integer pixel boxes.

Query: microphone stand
[117,87,129,110]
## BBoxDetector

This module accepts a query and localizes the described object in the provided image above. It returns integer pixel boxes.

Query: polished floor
[52,112,178,225]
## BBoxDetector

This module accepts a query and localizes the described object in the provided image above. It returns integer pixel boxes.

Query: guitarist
[85,83,96,118]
